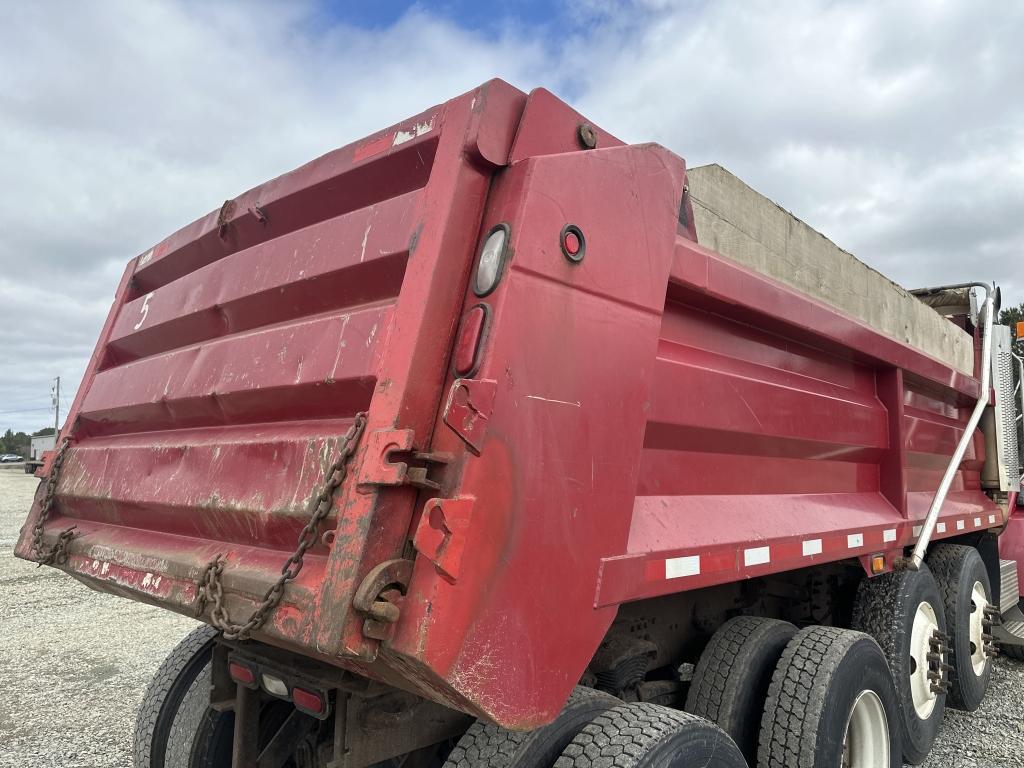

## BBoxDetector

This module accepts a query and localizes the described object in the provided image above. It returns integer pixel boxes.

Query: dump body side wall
[687,164,974,375]
[595,240,998,608]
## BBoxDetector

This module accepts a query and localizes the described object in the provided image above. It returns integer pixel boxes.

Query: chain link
[196,412,368,640]
[31,437,77,566]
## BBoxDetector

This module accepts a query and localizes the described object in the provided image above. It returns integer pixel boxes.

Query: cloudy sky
[1,0,1021,434]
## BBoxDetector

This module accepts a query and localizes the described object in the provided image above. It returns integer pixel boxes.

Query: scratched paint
[393,118,435,146]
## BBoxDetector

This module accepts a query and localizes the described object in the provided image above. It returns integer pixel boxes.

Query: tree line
[1002,302,1022,388]
[0,427,55,456]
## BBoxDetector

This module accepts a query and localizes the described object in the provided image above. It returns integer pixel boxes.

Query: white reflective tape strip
[847,533,864,549]
[883,529,897,543]
[802,539,822,556]
[937,522,946,533]
[957,519,965,531]
[665,556,700,579]
[913,525,923,537]
[744,546,770,566]
[974,517,982,527]
[989,514,997,524]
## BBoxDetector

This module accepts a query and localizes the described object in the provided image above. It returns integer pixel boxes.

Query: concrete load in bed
[688,164,973,375]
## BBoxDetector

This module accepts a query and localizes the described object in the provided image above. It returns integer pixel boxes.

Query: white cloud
[1,0,1021,432]
[571,0,1024,295]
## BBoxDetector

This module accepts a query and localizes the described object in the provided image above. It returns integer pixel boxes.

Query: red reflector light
[454,305,487,376]
[559,224,585,263]
[292,686,326,716]
[229,661,256,687]
[563,231,581,255]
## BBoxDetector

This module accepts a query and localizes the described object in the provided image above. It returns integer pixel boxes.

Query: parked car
[0,454,23,463]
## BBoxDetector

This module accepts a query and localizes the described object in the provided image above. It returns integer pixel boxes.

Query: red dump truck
[16,80,1024,768]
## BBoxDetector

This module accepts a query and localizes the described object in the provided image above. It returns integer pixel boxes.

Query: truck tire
[1001,603,1024,661]
[554,702,746,767]
[134,624,219,768]
[851,566,946,764]
[444,687,619,768]
[684,615,796,764]
[758,626,901,768]
[1004,643,1024,660]
[926,544,994,711]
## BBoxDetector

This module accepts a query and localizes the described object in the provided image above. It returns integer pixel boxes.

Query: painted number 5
[134,292,155,330]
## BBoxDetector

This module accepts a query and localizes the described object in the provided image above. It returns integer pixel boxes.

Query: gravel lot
[1,465,1022,767]
[0,466,197,768]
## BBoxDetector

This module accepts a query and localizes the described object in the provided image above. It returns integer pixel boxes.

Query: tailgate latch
[413,496,475,582]
[443,378,497,454]
[355,429,451,492]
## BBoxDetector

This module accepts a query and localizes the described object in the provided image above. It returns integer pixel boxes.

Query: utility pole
[51,376,60,436]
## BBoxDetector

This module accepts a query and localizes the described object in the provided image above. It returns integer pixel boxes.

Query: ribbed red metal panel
[16,80,529,669]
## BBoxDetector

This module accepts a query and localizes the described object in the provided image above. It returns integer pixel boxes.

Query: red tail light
[292,686,328,718]
[454,305,488,376]
[229,661,257,688]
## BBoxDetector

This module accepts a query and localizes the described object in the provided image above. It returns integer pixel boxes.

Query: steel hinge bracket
[355,429,451,492]
[352,558,414,641]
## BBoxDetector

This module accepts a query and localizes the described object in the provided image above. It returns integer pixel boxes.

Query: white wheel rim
[969,580,990,676]
[909,601,940,718]
[841,689,890,768]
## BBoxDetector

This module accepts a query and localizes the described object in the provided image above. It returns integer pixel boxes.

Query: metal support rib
[1016,352,1023,426]
[1014,348,1023,490]
[910,282,997,569]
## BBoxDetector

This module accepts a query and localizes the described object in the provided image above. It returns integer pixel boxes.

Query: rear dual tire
[684,616,796,764]
[758,626,902,768]
[1002,634,1024,661]
[447,691,747,768]
[134,624,220,768]
[555,703,747,768]
[926,544,994,711]
[444,687,620,768]
[851,565,947,764]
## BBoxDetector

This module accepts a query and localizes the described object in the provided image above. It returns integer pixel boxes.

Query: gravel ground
[917,659,1024,768]
[1,465,1022,767]
[0,466,197,768]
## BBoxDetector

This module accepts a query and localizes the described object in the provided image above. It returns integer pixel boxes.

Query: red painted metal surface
[16,80,1004,729]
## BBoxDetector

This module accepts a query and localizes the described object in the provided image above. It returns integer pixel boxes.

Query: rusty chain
[196,412,368,640]
[30,437,77,566]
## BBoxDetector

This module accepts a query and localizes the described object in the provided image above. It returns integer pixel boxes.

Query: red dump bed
[17,80,1002,729]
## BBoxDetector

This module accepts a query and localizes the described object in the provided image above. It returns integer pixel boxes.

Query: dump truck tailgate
[16,79,527,665]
